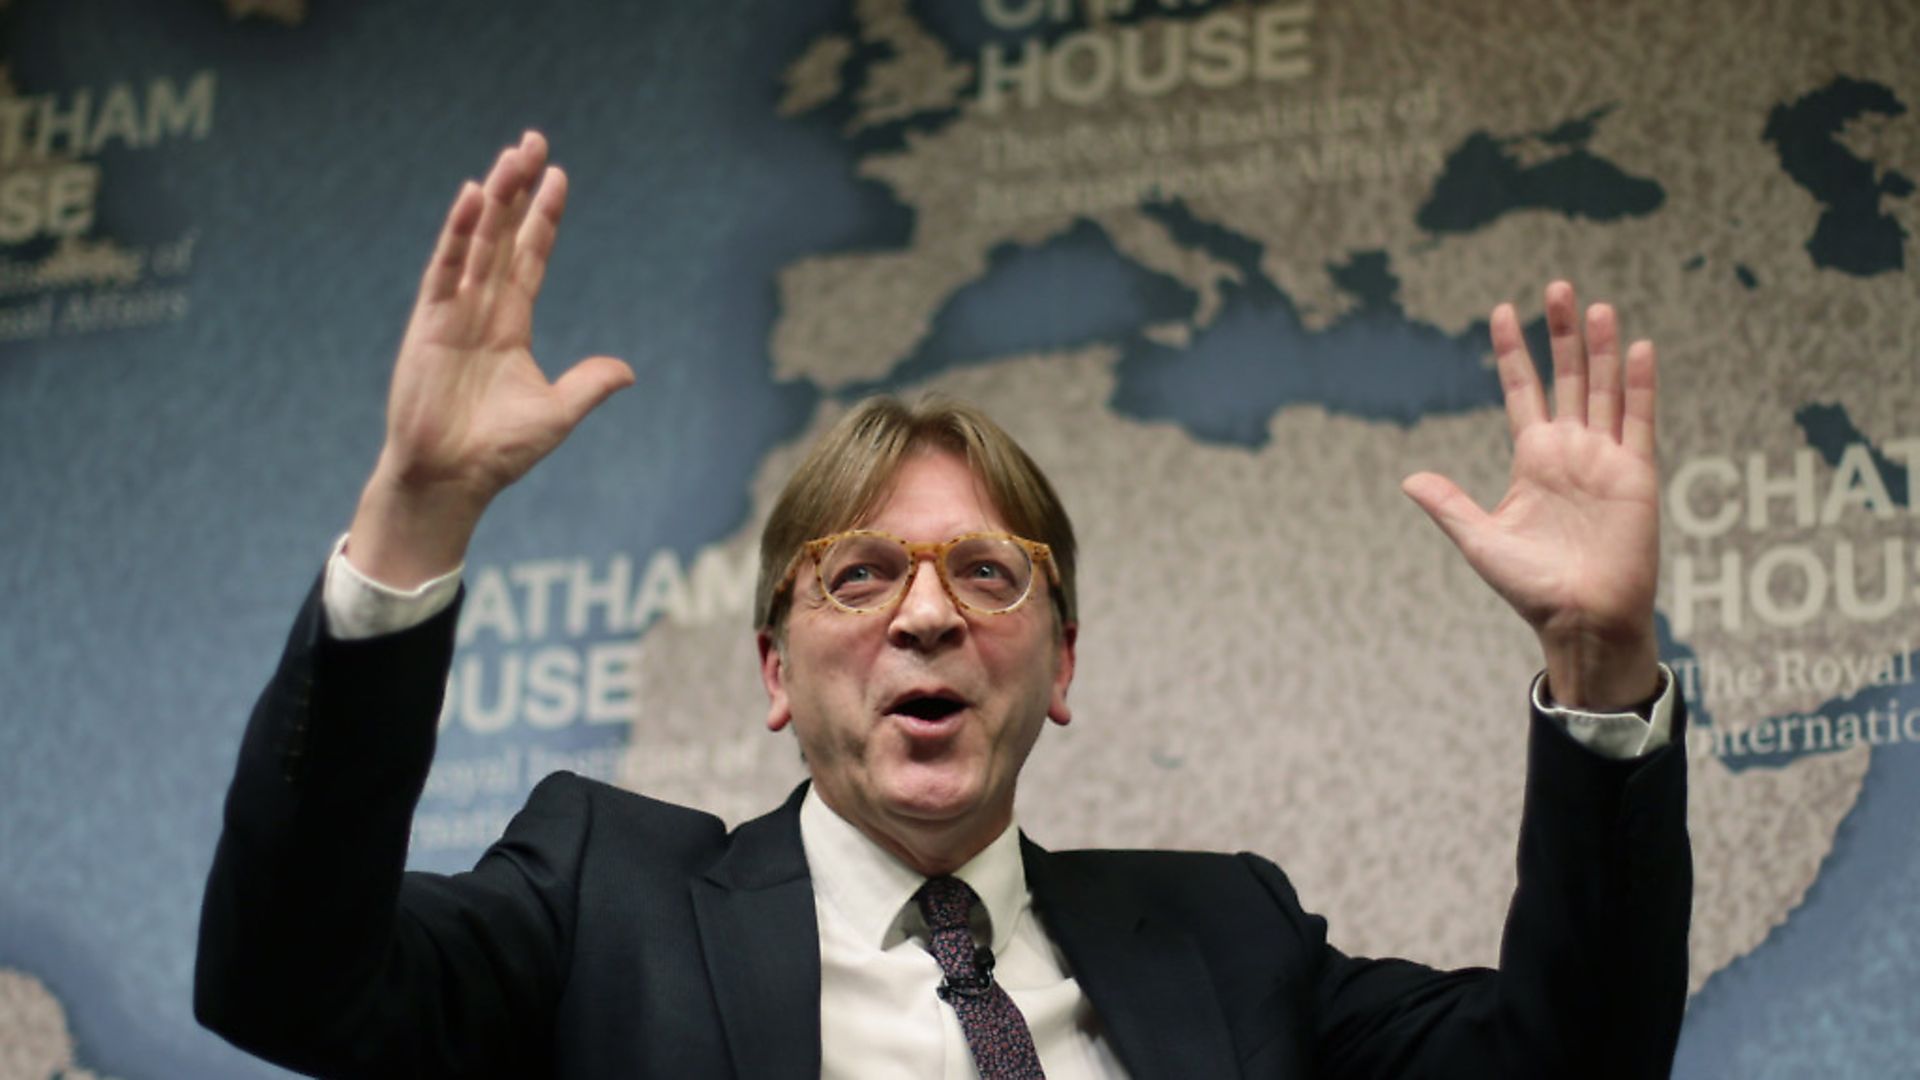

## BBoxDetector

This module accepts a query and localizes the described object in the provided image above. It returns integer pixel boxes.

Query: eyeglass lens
[818,535,1033,613]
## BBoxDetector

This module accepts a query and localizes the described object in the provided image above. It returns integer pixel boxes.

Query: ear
[757,630,792,732]
[1047,622,1077,726]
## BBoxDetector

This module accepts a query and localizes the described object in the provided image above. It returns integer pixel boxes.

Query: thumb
[553,355,637,426]
[1400,471,1489,552]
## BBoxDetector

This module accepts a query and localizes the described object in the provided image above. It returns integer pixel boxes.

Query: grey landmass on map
[846,0,972,132]
[778,33,854,119]
[1090,206,1244,336]
[632,0,1919,995]
[0,968,113,1080]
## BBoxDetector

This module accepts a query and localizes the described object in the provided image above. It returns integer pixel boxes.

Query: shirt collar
[799,785,1029,952]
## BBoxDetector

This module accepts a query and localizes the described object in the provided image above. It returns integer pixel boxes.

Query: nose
[887,556,965,651]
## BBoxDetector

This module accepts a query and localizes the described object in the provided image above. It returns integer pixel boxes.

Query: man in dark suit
[197,132,1690,1078]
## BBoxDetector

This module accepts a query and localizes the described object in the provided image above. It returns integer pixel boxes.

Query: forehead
[857,450,1007,539]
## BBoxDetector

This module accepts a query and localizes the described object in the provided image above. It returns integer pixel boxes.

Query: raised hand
[346,132,635,587]
[1401,282,1660,711]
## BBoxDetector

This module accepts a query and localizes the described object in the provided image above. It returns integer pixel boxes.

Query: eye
[958,558,1011,581]
[819,538,907,608]
[830,563,882,589]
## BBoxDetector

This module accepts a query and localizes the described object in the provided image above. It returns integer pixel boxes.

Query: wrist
[345,464,488,589]
[1539,628,1661,712]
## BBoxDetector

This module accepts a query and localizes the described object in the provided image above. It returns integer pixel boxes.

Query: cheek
[786,612,856,668]
[784,629,881,721]
[979,632,1062,709]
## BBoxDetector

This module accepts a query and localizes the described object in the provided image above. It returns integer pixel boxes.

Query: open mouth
[888,695,967,722]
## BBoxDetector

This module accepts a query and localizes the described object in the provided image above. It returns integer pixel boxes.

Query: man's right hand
[345,131,635,588]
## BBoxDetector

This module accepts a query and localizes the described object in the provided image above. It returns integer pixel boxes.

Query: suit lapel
[1023,838,1240,1080]
[690,785,821,1080]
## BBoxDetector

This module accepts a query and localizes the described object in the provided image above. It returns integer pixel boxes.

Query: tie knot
[916,875,977,932]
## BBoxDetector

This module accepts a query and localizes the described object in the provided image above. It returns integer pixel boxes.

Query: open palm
[1403,283,1661,710]
[383,131,631,499]
[347,132,634,586]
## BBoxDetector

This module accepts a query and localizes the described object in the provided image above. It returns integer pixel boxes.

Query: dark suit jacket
[196,584,1691,1079]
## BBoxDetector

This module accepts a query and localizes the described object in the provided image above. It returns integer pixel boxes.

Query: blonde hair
[755,396,1077,632]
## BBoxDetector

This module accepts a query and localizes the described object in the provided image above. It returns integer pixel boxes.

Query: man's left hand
[1402,281,1661,712]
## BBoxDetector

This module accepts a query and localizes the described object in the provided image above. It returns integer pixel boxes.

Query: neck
[816,789,1007,878]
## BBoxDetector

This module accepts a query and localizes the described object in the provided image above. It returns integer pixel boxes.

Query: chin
[878,769,990,825]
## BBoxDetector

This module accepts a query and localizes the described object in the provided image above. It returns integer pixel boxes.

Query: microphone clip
[937,945,997,1002]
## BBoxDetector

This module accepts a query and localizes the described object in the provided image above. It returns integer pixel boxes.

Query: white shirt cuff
[320,533,463,640]
[1531,664,1676,760]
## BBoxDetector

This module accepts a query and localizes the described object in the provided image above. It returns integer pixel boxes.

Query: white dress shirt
[799,786,1128,1079]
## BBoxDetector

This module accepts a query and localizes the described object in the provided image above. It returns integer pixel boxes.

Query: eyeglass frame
[771,528,1062,620]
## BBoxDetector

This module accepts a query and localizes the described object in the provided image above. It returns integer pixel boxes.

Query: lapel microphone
[937,944,997,1001]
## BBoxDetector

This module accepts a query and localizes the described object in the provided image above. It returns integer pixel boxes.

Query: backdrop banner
[2,1,1915,1076]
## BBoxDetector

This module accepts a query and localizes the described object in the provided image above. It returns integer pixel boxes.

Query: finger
[1622,339,1658,460]
[483,183,534,297]
[481,133,548,291]
[1545,280,1586,422]
[1490,301,1548,439]
[462,145,525,291]
[1584,302,1622,440]
[1400,471,1491,555]
[419,180,482,304]
[512,166,568,299]
[552,355,637,426]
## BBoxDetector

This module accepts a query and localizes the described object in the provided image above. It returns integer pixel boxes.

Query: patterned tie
[915,876,1047,1080]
